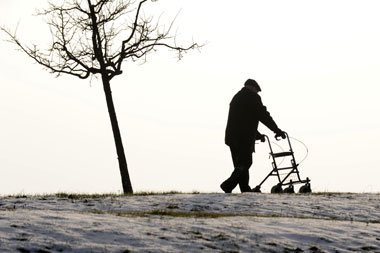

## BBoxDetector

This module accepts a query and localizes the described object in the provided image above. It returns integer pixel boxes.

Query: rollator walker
[251,132,311,193]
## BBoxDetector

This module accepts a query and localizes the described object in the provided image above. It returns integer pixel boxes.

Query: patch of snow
[0,193,379,252]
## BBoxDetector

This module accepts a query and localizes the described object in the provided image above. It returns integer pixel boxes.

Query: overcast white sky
[1,0,380,194]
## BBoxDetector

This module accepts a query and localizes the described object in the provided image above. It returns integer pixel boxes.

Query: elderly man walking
[221,79,285,193]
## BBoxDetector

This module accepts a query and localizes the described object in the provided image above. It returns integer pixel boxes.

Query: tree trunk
[102,76,133,194]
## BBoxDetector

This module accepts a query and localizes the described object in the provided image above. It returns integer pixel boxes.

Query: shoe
[241,187,252,193]
[220,181,232,193]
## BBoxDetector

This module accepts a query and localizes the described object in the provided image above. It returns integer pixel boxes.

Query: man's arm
[256,96,281,133]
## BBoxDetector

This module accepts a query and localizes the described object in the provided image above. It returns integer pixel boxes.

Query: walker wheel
[251,186,261,193]
[283,185,295,194]
[299,183,312,193]
[271,184,283,194]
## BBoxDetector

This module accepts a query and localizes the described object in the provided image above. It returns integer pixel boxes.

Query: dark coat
[225,87,279,152]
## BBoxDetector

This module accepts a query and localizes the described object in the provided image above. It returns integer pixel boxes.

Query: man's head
[244,79,261,93]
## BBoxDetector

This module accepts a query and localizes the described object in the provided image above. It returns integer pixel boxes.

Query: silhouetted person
[221,79,285,193]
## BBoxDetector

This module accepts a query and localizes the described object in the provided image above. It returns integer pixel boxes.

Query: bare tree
[1,0,199,194]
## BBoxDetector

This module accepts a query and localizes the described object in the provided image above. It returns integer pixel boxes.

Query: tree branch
[0,27,94,79]
[123,0,147,46]
[1,0,201,81]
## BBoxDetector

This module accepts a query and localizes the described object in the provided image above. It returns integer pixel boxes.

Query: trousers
[222,144,253,192]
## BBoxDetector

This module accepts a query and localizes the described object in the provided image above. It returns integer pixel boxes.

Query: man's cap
[244,79,261,91]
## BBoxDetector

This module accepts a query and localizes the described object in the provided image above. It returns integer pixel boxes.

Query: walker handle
[275,131,287,141]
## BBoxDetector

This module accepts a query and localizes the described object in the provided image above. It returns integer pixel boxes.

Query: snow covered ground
[0,192,379,252]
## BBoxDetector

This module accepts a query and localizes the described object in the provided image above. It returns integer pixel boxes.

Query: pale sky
[1,0,380,194]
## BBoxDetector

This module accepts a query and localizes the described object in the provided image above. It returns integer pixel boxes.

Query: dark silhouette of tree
[1,0,199,194]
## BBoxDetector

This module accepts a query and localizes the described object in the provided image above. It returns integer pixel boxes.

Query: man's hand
[256,132,266,142]
[275,129,286,140]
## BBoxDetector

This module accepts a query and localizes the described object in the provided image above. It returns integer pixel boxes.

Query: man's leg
[238,157,252,192]
[220,146,241,193]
